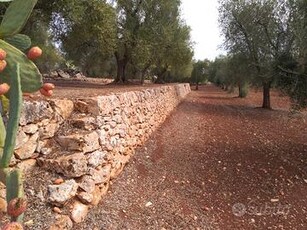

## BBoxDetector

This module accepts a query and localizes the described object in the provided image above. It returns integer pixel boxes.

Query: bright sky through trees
[181,0,224,61]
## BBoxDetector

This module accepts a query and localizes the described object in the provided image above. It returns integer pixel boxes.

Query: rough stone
[57,70,71,79]
[39,123,60,139]
[48,179,78,206]
[49,214,73,230]
[16,159,36,173]
[83,131,100,153]
[78,176,95,193]
[99,95,121,115]
[15,132,39,160]
[77,192,93,204]
[56,131,100,153]
[88,164,111,184]
[22,124,38,134]
[75,99,99,115]
[15,130,29,149]
[20,100,53,126]
[36,139,53,155]
[40,147,52,156]
[9,154,18,166]
[51,153,88,178]
[97,129,107,147]
[91,182,109,206]
[56,134,83,151]
[70,117,97,131]
[51,99,74,119]
[87,150,109,168]
[70,200,89,223]
[110,154,130,179]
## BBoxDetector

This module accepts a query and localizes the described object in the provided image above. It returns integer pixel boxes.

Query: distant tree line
[0,0,194,83]
[211,0,307,109]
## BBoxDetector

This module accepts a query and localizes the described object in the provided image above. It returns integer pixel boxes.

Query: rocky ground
[3,84,307,229]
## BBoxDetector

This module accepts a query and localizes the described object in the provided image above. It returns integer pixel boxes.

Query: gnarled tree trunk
[115,52,128,83]
[262,81,271,109]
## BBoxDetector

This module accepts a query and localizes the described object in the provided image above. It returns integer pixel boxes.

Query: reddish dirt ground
[71,85,306,229]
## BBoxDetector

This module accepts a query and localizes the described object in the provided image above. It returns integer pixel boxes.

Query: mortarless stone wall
[1,83,190,226]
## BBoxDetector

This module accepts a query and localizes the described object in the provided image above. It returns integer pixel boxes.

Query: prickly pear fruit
[39,88,53,97]
[7,197,27,218]
[0,49,7,60]
[0,83,10,95]
[1,222,23,230]
[42,83,55,91]
[27,46,42,60]
[0,60,7,72]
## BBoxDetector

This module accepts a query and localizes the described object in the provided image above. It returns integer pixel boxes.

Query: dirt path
[75,85,307,230]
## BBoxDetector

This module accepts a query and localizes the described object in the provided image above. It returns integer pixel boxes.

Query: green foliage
[191,60,209,84]
[0,64,22,168]
[0,0,43,225]
[4,34,31,51]
[60,1,116,74]
[0,0,37,37]
[113,0,193,83]
[218,0,297,107]
[0,40,42,93]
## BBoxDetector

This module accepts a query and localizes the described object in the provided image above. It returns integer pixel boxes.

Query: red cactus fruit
[0,83,10,95]
[1,222,23,230]
[42,83,55,91]
[0,48,7,60]
[39,88,53,97]
[0,60,7,72]
[7,198,27,218]
[27,46,42,60]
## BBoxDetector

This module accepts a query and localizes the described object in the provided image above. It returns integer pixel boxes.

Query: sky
[181,0,225,61]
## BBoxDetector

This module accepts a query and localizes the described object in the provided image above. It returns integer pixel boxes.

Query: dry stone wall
[1,83,190,226]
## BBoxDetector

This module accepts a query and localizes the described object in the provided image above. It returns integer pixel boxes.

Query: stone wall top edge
[22,83,190,104]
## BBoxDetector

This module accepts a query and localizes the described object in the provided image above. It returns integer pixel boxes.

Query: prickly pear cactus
[0,0,42,93]
[0,0,51,228]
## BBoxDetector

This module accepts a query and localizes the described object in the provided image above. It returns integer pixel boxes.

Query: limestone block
[16,159,36,173]
[116,92,128,105]
[97,95,120,115]
[15,132,39,160]
[39,123,60,140]
[70,200,89,223]
[77,192,93,204]
[48,180,78,206]
[51,153,88,178]
[57,131,100,153]
[91,182,109,206]
[87,150,109,168]
[88,164,111,185]
[83,132,100,153]
[78,176,95,193]
[15,130,29,149]
[70,117,97,130]
[74,99,99,115]
[50,99,74,119]
[20,100,54,125]
[22,124,38,134]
